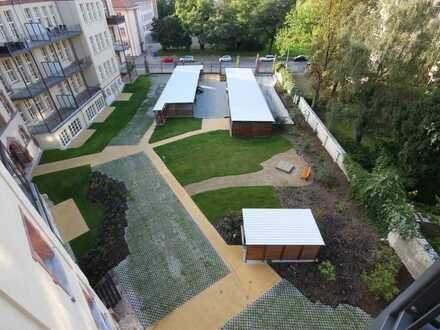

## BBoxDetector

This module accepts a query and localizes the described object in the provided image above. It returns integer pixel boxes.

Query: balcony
[28,87,101,135]
[106,14,125,25]
[0,24,82,57]
[10,57,92,101]
[114,41,129,52]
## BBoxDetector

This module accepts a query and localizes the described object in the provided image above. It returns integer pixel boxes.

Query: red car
[160,57,176,63]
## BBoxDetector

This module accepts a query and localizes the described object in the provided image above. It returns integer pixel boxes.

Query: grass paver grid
[110,75,168,145]
[222,280,371,330]
[94,153,229,326]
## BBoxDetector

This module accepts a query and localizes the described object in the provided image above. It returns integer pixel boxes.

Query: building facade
[0,78,41,171]
[109,0,157,57]
[0,144,118,329]
[0,0,124,150]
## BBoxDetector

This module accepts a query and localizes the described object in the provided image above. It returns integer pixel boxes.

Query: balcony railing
[10,57,92,101]
[106,14,125,25]
[0,142,55,233]
[114,41,129,52]
[0,24,82,57]
[28,86,101,135]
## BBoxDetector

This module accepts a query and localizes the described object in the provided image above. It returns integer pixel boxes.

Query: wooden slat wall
[231,121,273,137]
[246,245,265,260]
[245,245,321,261]
[300,246,320,260]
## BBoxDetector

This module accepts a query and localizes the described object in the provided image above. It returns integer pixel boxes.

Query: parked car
[178,55,194,63]
[293,55,309,62]
[219,55,232,62]
[160,57,176,63]
[260,54,276,62]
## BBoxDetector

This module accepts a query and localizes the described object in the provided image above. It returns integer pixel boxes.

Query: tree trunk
[199,40,205,50]
[331,81,339,97]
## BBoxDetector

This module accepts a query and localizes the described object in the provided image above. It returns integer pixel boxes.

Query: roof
[242,208,325,246]
[153,65,203,112]
[225,68,275,123]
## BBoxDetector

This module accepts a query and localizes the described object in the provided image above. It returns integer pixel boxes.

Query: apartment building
[0,0,124,150]
[0,78,41,171]
[0,145,118,329]
[112,0,157,56]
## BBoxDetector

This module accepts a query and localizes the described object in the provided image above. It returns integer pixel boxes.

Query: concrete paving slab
[194,80,229,119]
[51,198,89,242]
[67,129,95,149]
[94,106,115,123]
[116,93,133,101]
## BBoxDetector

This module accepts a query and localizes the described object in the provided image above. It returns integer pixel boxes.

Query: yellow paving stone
[94,106,115,123]
[115,92,133,101]
[51,199,89,242]
[67,129,96,149]
[201,118,230,131]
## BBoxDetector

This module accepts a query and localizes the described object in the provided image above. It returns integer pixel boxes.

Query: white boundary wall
[296,96,347,175]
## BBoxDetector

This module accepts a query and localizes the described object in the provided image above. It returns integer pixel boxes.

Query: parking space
[194,79,229,119]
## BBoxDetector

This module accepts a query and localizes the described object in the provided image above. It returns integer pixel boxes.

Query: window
[49,5,58,26]
[23,54,39,81]
[0,19,9,41]
[14,57,31,84]
[21,99,37,121]
[98,33,105,50]
[74,74,82,89]
[32,7,42,24]
[91,2,98,21]
[22,213,74,299]
[111,58,116,73]
[42,92,53,110]
[98,65,104,80]
[71,76,79,94]
[95,2,102,20]
[34,95,49,117]
[68,117,82,137]
[86,3,93,22]
[94,35,101,52]
[96,96,105,111]
[59,129,70,146]
[89,36,97,54]
[55,43,65,61]
[18,126,30,144]
[85,104,97,120]
[80,4,87,23]
[62,41,72,62]
[104,31,111,48]
[82,289,115,330]
[41,47,50,62]
[4,10,19,40]
[24,8,33,22]
[2,59,18,83]
[41,6,51,27]
[0,91,14,115]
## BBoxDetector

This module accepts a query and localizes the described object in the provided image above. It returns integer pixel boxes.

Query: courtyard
[31,73,388,329]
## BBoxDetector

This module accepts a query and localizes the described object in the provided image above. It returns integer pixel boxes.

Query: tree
[331,0,439,143]
[393,88,440,203]
[158,0,175,18]
[275,0,319,56]
[151,16,191,50]
[175,0,214,50]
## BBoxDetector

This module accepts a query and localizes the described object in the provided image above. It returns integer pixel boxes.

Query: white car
[179,55,194,63]
[260,54,276,62]
[219,55,232,62]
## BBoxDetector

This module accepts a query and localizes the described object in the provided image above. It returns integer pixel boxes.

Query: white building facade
[0,148,118,329]
[107,0,157,57]
[0,0,124,150]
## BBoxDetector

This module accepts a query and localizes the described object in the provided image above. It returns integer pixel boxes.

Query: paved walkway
[185,149,309,196]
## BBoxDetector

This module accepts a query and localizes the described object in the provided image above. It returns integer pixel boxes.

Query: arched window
[18,126,30,144]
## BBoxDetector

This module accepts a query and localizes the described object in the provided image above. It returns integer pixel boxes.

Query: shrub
[275,64,296,97]
[215,213,243,245]
[318,260,336,282]
[335,200,347,213]
[344,156,419,239]
[80,171,129,285]
[316,166,339,189]
[362,246,401,302]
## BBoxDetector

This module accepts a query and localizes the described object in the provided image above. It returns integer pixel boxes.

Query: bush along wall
[344,156,419,240]
[79,171,129,285]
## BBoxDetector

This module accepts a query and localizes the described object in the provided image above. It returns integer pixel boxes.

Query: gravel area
[222,280,371,330]
[94,153,229,326]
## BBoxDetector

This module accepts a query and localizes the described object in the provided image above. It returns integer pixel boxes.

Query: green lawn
[154,130,292,186]
[149,118,202,143]
[193,186,281,225]
[33,166,104,259]
[40,76,151,164]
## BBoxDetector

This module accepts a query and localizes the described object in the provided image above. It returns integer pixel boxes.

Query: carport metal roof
[225,68,275,122]
[153,65,203,112]
[242,208,325,246]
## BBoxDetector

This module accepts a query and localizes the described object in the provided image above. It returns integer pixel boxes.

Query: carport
[225,68,275,137]
[241,208,325,263]
[153,65,203,125]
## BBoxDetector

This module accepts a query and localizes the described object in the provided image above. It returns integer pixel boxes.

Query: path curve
[184,149,310,196]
